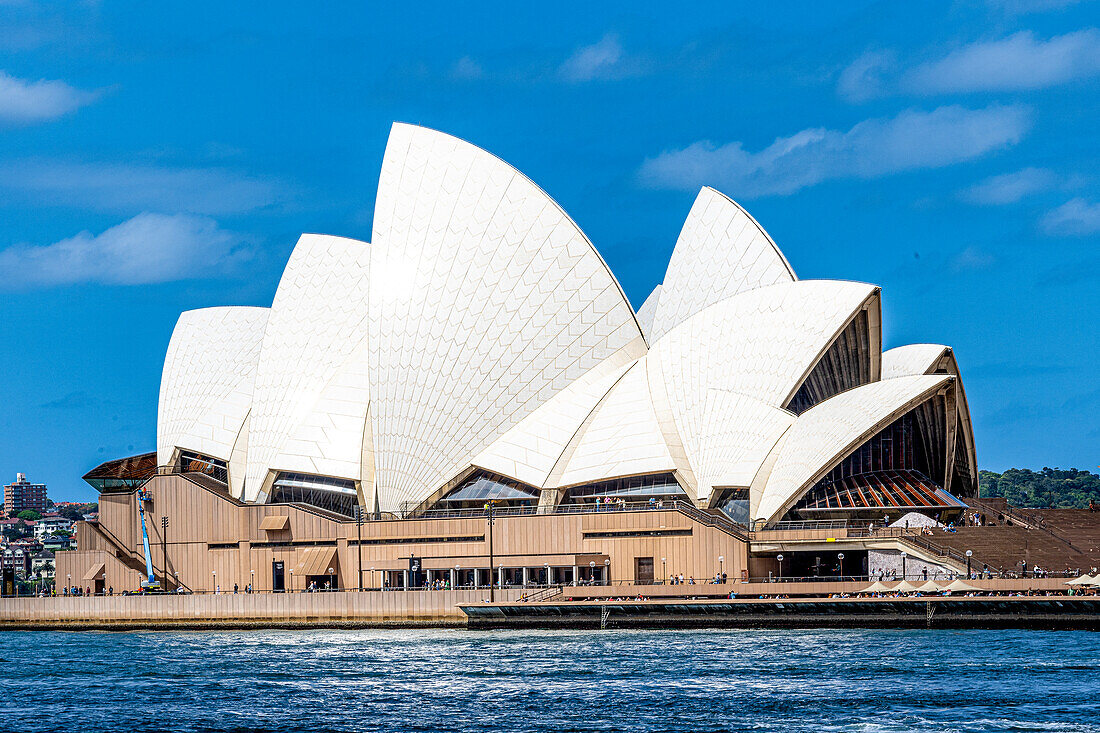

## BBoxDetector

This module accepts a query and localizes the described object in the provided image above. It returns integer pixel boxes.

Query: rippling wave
[2,629,1098,732]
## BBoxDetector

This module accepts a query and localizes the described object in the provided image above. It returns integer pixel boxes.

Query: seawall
[2,579,1094,631]
[0,589,525,630]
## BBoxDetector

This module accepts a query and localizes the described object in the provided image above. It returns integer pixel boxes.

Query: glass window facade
[438,472,539,508]
[271,472,359,517]
[714,487,750,524]
[177,450,228,485]
[562,473,687,504]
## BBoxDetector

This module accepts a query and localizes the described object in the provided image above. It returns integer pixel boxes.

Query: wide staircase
[84,520,192,591]
[1028,509,1100,558]
[927,523,1100,575]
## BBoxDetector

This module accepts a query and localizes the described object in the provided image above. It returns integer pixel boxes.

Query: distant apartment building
[4,473,48,515]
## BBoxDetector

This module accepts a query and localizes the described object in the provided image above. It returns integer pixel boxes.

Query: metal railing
[674,503,750,541]
[752,519,852,532]
[523,585,564,602]
[893,532,970,567]
[404,500,749,540]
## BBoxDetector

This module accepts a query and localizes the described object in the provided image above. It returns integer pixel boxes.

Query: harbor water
[2,628,1098,732]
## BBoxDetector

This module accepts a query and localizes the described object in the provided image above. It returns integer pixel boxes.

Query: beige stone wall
[56,474,749,594]
[0,589,524,628]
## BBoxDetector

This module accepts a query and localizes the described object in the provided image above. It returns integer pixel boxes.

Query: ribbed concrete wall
[0,589,526,629]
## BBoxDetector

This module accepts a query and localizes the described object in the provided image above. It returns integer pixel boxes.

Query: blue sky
[1,1,1097,502]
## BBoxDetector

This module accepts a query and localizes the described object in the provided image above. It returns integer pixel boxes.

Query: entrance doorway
[272,560,285,592]
[634,557,654,584]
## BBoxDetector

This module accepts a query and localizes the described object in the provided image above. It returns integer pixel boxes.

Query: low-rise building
[2,540,42,577]
[34,516,74,541]
[41,536,73,552]
[30,550,55,580]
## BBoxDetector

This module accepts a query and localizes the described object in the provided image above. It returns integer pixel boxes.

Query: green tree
[16,510,42,521]
[980,467,1100,508]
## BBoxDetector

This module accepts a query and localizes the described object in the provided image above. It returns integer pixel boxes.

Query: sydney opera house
[61,124,978,594]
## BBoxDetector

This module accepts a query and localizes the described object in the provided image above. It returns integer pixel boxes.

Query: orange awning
[259,515,290,531]
[295,547,338,576]
[82,561,106,581]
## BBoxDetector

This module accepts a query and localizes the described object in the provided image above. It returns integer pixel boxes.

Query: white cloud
[1042,198,1100,235]
[0,70,96,123]
[951,246,996,272]
[837,50,895,103]
[906,29,1100,94]
[450,56,484,80]
[961,167,1058,204]
[0,160,286,215]
[0,213,248,287]
[559,34,640,82]
[986,0,1083,15]
[638,105,1030,197]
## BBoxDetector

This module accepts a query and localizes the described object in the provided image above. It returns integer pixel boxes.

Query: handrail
[86,520,193,592]
[523,585,563,602]
[760,519,851,532]
[671,502,750,541]
[894,533,969,567]
[409,500,750,540]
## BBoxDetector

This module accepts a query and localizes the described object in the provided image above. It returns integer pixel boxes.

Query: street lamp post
[160,516,169,591]
[718,555,725,581]
[356,504,364,592]
[900,551,907,580]
[543,563,550,587]
[485,501,496,602]
[250,569,254,593]
[776,554,784,581]
[837,552,845,579]
[966,550,973,578]
[212,570,217,594]
[455,564,461,589]
[327,567,335,591]
[604,558,611,586]
[288,568,294,593]
[661,557,666,584]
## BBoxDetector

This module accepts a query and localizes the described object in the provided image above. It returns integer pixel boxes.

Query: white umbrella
[893,580,922,593]
[943,578,982,592]
[859,580,894,594]
[1065,574,1096,586]
[916,580,943,593]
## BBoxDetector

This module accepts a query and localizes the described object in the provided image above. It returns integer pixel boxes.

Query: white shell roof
[367,123,643,513]
[471,346,642,488]
[647,279,878,501]
[157,306,268,497]
[649,187,796,342]
[244,234,372,501]
[551,358,677,488]
[881,343,950,379]
[883,343,978,493]
[634,285,662,343]
[697,389,795,495]
[152,122,978,523]
[755,374,953,525]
